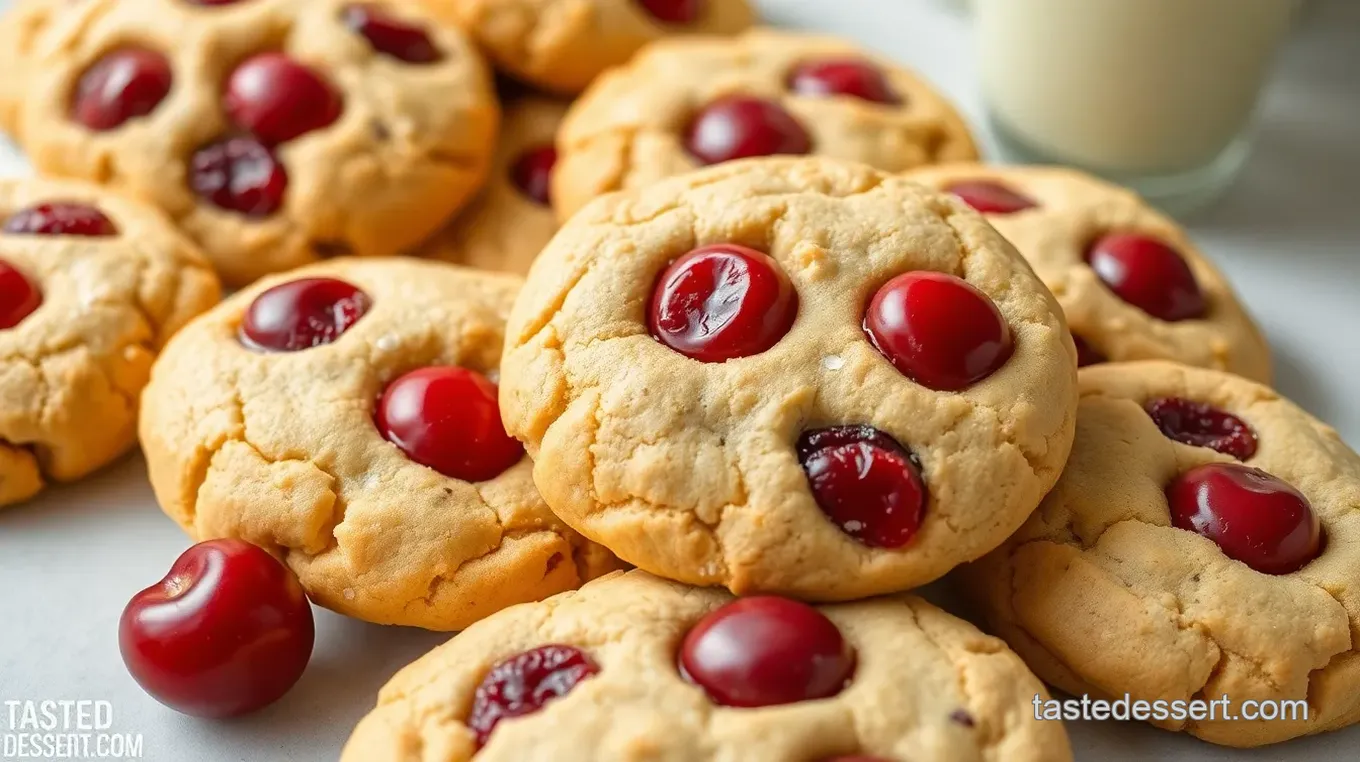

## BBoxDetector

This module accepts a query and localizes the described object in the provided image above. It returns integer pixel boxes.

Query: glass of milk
[975,0,1300,214]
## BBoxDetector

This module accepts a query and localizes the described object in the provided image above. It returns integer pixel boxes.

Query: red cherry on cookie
[467,645,599,747]
[190,137,288,216]
[119,539,314,718]
[798,425,927,549]
[1167,463,1322,575]
[945,180,1038,215]
[71,48,173,131]
[0,261,42,330]
[683,96,812,166]
[376,366,524,482]
[241,277,371,352]
[225,53,342,145]
[1072,334,1106,367]
[3,203,118,237]
[1146,397,1258,461]
[681,596,854,708]
[634,0,703,24]
[343,4,442,63]
[865,271,1014,391]
[509,145,557,206]
[789,59,901,105]
[649,244,798,363]
[1086,233,1206,322]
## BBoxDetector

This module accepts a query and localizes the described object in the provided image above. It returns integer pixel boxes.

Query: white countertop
[1,1,1357,760]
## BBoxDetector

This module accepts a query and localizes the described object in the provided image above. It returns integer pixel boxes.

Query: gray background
[1,0,1357,760]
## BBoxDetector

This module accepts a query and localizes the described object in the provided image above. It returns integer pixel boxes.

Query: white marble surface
[1,1,1357,761]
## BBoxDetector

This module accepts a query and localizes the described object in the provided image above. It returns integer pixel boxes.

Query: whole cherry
[0,260,42,330]
[119,539,315,718]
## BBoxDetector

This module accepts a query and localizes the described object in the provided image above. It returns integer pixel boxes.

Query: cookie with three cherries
[140,258,622,630]
[500,157,1079,601]
[0,0,498,286]
[906,165,1271,380]
[961,361,1360,746]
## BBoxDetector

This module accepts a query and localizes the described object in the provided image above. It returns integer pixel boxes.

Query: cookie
[905,165,1271,381]
[342,569,1073,761]
[0,0,498,286]
[419,0,756,95]
[0,177,220,507]
[552,29,980,219]
[960,361,1360,747]
[420,96,567,275]
[500,157,1078,600]
[139,258,622,630]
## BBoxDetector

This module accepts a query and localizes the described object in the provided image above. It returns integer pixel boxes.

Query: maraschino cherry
[1146,397,1258,461]
[510,145,557,205]
[71,49,173,131]
[789,59,901,105]
[1167,463,1322,575]
[343,4,442,63]
[0,261,42,330]
[119,539,314,718]
[190,137,288,215]
[2,203,117,237]
[1086,233,1206,322]
[684,96,812,165]
[240,277,371,352]
[466,645,599,747]
[225,53,342,145]
[798,425,927,548]
[681,596,854,707]
[945,180,1038,215]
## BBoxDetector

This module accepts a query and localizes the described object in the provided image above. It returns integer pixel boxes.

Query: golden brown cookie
[552,29,980,219]
[342,570,1073,762]
[420,96,568,275]
[905,164,1271,381]
[960,361,1360,747]
[140,258,621,630]
[0,177,220,507]
[419,0,756,95]
[500,157,1078,601]
[0,0,498,287]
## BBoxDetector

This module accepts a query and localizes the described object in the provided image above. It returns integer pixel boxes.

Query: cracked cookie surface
[0,0,498,287]
[140,258,622,631]
[906,164,1271,381]
[552,29,979,219]
[0,177,220,507]
[420,96,568,275]
[959,361,1360,747]
[342,569,1073,762]
[417,0,756,95]
[500,157,1078,600]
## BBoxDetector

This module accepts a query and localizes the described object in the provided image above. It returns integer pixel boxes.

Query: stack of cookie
[1,0,1357,759]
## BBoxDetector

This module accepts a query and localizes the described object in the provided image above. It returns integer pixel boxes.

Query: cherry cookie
[419,96,568,275]
[0,0,498,287]
[416,0,756,95]
[552,29,979,219]
[139,259,622,630]
[906,165,1271,381]
[0,178,219,507]
[961,361,1360,747]
[500,158,1078,600]
[342,570,1073,761]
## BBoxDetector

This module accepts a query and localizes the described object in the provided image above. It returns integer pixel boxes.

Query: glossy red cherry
[1167,463,1322,575]
[1086,233,1206,322]
[681,596,854,708]
[789,59,901,105]
[224,53,342,145]
[119,539,314,718]
[1072,334,1106,367]
[634,0,703,24]
[343,4,441,63]
[865,271,1013,391]
[649,244,798,363]
[683,96,812,166]
[0,261,42,330]
[3,202,118,237]
[1146,397,1258,461]
[190,137,288,216]
[509,144,557,206]
[376,367,524,482]
[467,645,599,747]
[798,425,927,549]
[240,277,371,352]
[71,48,173,131]
[945,180,1038,215]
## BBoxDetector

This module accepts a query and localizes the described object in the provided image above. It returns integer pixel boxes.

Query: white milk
[976,0,1298,174]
